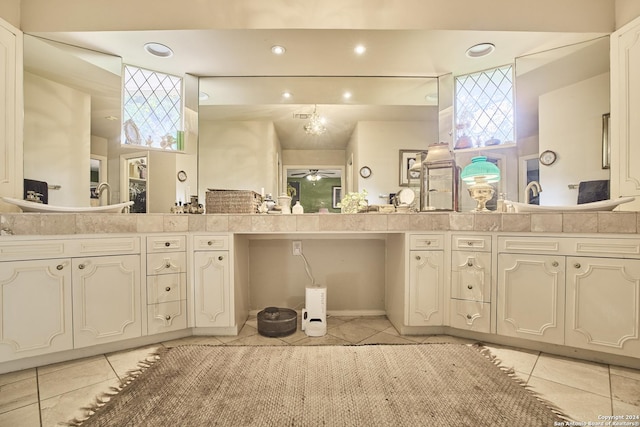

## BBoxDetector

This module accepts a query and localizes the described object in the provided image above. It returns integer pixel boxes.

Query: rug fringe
[61,347,167,426]
[472,342,573,423]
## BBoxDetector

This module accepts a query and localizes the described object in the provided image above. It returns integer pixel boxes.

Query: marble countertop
[1,211,639,236]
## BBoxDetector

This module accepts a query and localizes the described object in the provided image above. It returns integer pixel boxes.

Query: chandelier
[304,105,327,135]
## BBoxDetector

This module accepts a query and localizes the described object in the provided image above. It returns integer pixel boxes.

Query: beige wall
[248,238,386,313]
[24,72,90,206]
[539,73,610,205]
[0,0,20,29]
[616,0,640,29]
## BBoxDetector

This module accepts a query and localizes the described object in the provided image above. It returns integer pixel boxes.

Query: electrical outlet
[292,241,302,256]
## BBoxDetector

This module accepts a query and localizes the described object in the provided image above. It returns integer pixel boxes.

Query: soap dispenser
[292,201,304,214]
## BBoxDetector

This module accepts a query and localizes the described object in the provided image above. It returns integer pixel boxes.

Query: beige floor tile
[0,402,40,427]
[612,399,640,418]
[37,354,105,376]
[348,316,393,332]
[278,328,308,344]
[40,378,119,427]
[531,353,611,398]
[327,322,379,344]
[216,324,258,343]
[611,373,640,407]
[0,375,38,414]
[358,331,418,345]
[106,344,162,381]
[482,343,540,380]
[611,364,640,381]
[0,368,36,387]
[294,334,351,346]
[38,357,117,400]
[162,335,224,347]
[527,376,612,423]
[326,316,347,329]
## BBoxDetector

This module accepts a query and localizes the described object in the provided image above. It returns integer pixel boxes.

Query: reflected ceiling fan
[290,169,337,181]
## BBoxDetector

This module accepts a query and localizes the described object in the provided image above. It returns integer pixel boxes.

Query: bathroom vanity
[1,211,640,374]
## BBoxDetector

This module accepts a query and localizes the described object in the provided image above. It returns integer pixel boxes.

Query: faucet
[525,181,542,204]
[96,182,111,206]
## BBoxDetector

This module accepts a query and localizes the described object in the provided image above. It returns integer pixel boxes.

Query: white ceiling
[25,29,608,149]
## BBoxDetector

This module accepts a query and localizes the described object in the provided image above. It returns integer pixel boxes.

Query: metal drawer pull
[467,284,473,290]
[208,240,214,246]
[466,314,472,320]
[467,241,473,246]
[164,242,171,247]
[218,256,224,261]
[165,315,171,321]
[56,264,64,270]
[425,241,432,246]
[165,286,171,292]
[574,263,581,269]
[552,261,559,267]
[165,262,172,268]
[78,263,87,270]
[415,255,421,261]
[467,260,473,267]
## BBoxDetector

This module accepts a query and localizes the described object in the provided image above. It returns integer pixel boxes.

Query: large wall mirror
[23,34,122,207]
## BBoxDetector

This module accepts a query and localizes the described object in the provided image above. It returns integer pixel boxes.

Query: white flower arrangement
[337,189,369,214]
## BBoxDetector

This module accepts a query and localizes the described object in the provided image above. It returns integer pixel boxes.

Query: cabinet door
[451,251,491,302]
[612,16,640,206]
[407,250,444,326]
[72,255,142,348]
[194,251,231,327]
[497,253,565,345]
[566,257,640,357]
[0,259,72,361]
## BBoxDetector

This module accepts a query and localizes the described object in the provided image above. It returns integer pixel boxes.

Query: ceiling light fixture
[144,42,174,58]
[282,91,292,99]
[465,43,495,58]
[306,173,322,182]
[304,105,327,136]
[343,91,352,100]
[354,45,367,55]
[271,45,286,55]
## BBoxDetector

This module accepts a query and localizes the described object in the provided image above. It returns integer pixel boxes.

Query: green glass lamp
[460,156,501,212]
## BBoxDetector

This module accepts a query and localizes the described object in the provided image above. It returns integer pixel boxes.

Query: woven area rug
[70,344,565,426]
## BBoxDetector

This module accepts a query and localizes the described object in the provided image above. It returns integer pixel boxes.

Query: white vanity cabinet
[193,235,232,328]
[565,256,640,358]
[611,14,640,210]
[0,258,72,362]
[406,234,444,326]
[145,235,187,335]
[449,235,491,333]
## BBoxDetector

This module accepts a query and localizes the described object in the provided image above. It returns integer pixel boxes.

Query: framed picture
[399,150,423,186]
[602,113,610,169]
[332,186,342,209]
[287,181,300,204]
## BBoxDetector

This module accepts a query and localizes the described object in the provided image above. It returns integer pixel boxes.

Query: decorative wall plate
[123,119,142,145]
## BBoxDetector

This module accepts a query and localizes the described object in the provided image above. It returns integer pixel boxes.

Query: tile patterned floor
[1,316,639,426]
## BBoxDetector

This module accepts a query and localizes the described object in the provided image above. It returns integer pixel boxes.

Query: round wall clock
[177,170,188,182]
[359,166,372,178]
[539,150,557,166]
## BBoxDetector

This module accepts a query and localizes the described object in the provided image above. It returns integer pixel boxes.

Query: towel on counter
[577,180,609,204]
[24,179,48,204]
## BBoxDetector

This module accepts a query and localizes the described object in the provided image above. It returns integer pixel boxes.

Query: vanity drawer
[452,235,491,252]
[450,252,491,302]
[449,300,490,333]
[498,236,567,255]
[146,235,186,253]
[147,252,186,275]
[409,234,444,251]
[568,237,640,259]
[147,300,187,335]
[147,273,186,304]
[193,235,229,251]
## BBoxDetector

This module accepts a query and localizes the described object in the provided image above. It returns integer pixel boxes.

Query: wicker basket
[206,189,263,214]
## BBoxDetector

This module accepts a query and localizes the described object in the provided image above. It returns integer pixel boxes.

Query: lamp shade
[460,156,500,184]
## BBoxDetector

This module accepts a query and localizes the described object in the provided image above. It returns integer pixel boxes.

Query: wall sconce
[460,156,500,212]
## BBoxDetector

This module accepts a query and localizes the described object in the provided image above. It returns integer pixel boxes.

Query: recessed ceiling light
[104,115,119,121]
[271,45,286,55]
[144,42,173,58]
[354,45,366,55]
[425,93,438,102]
[343,91,352,99]
[282,91,292,99]
[199,92,209,101]
[465,43,495,58]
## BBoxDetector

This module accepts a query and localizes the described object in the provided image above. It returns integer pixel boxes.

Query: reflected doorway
[285,167,343,213]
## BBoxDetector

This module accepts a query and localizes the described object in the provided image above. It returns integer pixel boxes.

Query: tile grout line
[35,366,43,427]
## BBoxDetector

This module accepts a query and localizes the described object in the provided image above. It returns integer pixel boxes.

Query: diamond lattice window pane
[122,65,183,150]
[455,65,514,149]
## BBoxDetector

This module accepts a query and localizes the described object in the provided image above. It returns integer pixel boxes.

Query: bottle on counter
[292,201,304,214]
[496,193,505,212]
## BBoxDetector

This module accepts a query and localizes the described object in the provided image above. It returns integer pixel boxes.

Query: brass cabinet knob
[208,240,214,246]
[574,263,581,269]
[467,284,473,290]
[466,314,472,320]
[56,264,64,270]
[467,260,473,267]
[165,242,171,247]
[165,286,171,292]
[552,261,559,267]
[78,263,86,270]
[218,255,224,261]
[165,315,171,321]
[415,255,421,261]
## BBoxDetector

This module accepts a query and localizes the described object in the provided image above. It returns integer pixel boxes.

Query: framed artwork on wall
[332,186,342,209]
[399,149,423,186]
